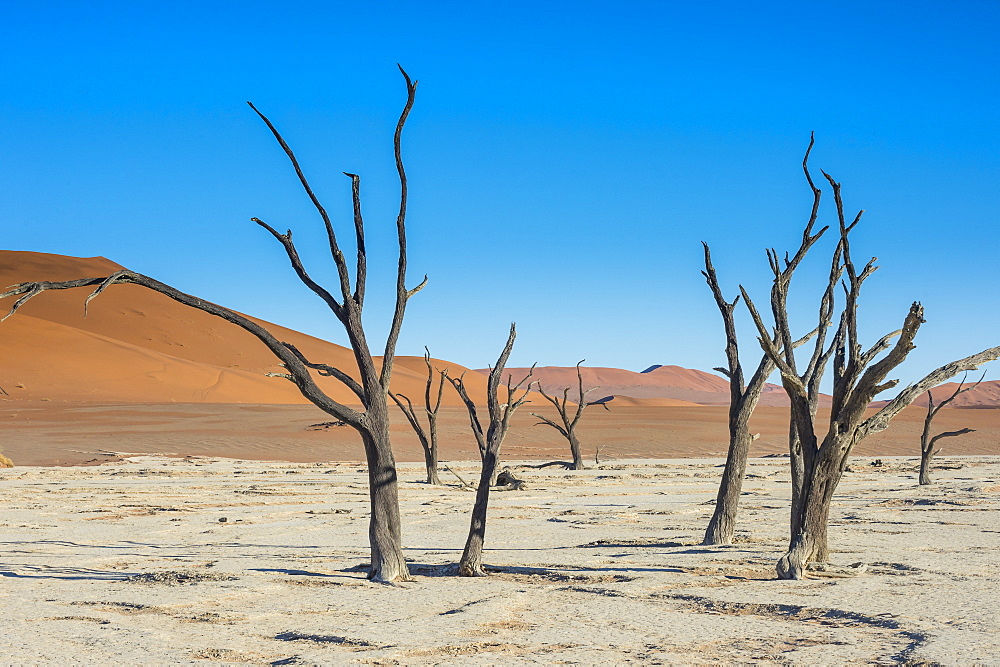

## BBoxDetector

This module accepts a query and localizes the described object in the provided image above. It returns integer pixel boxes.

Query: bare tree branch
[282,342,365,402]
[928,427,975,453]
[444,371,487,456]
[343,172,367,307]
[865,351,999,438]
[246,103,353,305]
[251,218,345,318]
[380,65,420,389]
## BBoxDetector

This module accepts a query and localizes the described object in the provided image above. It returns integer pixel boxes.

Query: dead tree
[741,157,1000,579]
[445,324,533,576]
[390,347,446,485]
[919,373,982,485]
[700,239,821,546]
[529,360,603,470]
[748,136,845,542]
[0,67,426,583]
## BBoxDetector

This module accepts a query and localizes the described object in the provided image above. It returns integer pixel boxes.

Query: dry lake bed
[1,455,998,664]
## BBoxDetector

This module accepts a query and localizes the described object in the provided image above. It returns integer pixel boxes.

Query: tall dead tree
[445,324,533,576]
[0,67,426,583]
[919,373,982,485]
[530,360,603,470]
[750,136,846,541]
[390,347,446,485]
[741,157,1000,579]
[700,239,818,546]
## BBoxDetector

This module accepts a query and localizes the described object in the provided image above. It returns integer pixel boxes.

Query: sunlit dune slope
[0,251,488,405]
[484,364,816,406]
[598,395,704,407]
[872,380,1000,409]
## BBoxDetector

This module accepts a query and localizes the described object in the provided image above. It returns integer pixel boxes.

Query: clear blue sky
[3,0,997,388]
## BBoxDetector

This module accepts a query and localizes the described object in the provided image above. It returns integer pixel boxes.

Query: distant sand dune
[486,365,828,407]
[873,379,1000,409]
[596,395,703,407]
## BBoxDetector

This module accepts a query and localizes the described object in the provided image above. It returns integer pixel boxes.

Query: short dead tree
[0,67,426,584]
[529,360,604,470]
[741,156,1000,579]
[445,324,533,576]
[919,373,982,485]
[700,240,817,546]
[390,347,446,485]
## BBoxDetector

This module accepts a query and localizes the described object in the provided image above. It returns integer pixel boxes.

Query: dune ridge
[872,379,1000,409]
[484,365,821,407]
[0,250,488,405]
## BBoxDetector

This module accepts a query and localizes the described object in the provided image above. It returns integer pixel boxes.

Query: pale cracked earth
[1,455,999,664]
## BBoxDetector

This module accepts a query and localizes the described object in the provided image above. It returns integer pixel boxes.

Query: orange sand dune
[0,251,488,406]
[486,364,822,406]
[599,395,704,407]
[874,380,1000,409]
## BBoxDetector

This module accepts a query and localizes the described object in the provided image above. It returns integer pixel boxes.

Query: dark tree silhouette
[741,156,1000,579]
[390,347,446,485]
[919,373,983,485]
[530,360,604,470]
[700,237,817,546]
[445,324,533,576]
[0,67,426,583]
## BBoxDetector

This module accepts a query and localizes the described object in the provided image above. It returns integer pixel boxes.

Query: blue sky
[2,0,997,388]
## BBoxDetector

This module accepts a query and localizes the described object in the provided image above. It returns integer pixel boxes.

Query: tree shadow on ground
[0,563,136,580]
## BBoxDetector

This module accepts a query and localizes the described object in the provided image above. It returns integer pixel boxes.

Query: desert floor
[1,453,999,664]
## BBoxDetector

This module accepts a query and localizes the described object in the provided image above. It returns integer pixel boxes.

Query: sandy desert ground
[1,454,999,664]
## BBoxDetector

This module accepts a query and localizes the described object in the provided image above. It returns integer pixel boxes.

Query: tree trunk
[568,431,584,470]
[360,413,413,583]
[789,424,806,540]
[813,497,832,563]
[424,446,442,485]
[919,449,933,485]
[459,449,499,576]
[777,447,843,579]
[703,423,754,545]
[424,414,444,486]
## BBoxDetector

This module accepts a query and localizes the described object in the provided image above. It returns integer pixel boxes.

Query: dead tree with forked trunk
[738,136,846,543]
[0,67,427,584]
[700,238,819,546]
[445,324,534,576]
[530,360,603,470]
[919,373,982,485]
[741,159,1000,579]
[390,347,446,485]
